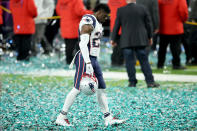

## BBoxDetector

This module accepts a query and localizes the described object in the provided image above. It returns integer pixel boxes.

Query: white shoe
[104,114,127,126]
[55,114,72,126]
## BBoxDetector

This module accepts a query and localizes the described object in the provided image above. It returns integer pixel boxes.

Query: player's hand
[110,40,117,47]
[86,63,93,76]
[149,38,153,46]
[154,29,159,34]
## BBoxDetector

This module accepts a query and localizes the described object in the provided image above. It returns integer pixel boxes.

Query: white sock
[96,89,109,114]
[62,88,80,113]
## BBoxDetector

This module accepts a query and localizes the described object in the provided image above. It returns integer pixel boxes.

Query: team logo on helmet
[80,74,98,95]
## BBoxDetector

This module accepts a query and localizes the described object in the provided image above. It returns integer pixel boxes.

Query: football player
[55,4,126,127]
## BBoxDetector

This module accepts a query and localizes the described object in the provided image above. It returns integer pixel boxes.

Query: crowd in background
[0,0,197,69]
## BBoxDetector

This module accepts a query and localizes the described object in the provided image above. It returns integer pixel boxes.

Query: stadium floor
[0,74,196,130]
[0,46,197,130]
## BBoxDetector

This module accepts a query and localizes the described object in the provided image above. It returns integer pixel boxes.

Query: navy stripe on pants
[74,52,106,90]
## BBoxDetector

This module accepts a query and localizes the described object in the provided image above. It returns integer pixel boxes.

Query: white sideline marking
[103,72,197,82]
[1,69,197,82]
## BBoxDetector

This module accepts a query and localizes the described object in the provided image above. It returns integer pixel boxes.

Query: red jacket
[10,0,37,34]
[56,0,93,39]
[158,0,188,35]
[108,0,126,34]
[0,6,2,25]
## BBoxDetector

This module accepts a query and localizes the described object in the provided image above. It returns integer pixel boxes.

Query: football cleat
[55,114,72,126]
[104,114,127,126]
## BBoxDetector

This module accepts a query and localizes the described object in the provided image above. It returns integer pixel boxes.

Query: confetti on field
[0,75,196,130]
[0,42,197,130]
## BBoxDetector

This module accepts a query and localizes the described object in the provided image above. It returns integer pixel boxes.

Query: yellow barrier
[38,16,60,20]
[185,21,197,26]
[0,5,11,13]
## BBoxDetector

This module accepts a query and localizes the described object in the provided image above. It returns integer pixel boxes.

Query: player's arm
[79,24,93,64]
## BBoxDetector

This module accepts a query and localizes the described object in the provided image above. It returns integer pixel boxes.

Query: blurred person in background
[0,2,2,29]
[157,0,188,69]
[56,0,93,64]
[85,0,100,10]
[10,0,37,61]
[0,3,3,39]
[181,23,192,65]
[41,0,59,49]
[187,0,190,5]
[136,0,159,52]
[31,0,55,56]
[188,0,197,65]
[0,2,3,55]
[108,0,126,67]
[111,0,160,88]
[180,0,192,65]
[1,0,14,50]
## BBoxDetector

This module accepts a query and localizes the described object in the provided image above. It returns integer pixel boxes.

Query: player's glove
[86,63,93,76]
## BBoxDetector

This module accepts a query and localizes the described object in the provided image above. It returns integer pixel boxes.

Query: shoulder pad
[80,15,96,28]
[81,16,93,25]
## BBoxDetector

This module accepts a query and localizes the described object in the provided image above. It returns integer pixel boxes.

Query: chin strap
[69,50,80,69]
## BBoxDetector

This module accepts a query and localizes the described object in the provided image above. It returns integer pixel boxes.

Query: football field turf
[0,44,197,130]
[1,74,196,130]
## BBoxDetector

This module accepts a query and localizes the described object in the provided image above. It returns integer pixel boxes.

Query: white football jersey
[79,14,103,57]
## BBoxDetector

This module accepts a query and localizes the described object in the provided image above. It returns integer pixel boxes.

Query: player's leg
[55,88,80,126]
[91,57,108,113]
[56,53,85,126]
[92,57,127,126]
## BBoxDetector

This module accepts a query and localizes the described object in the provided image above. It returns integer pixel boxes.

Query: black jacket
[136,0,159,31]
[111,3,153,48]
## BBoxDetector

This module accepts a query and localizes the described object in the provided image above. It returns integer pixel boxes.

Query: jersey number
[92,32,101,47]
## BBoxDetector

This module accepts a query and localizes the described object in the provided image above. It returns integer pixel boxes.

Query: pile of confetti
[0,39,196,130]
[1,75,196,130]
